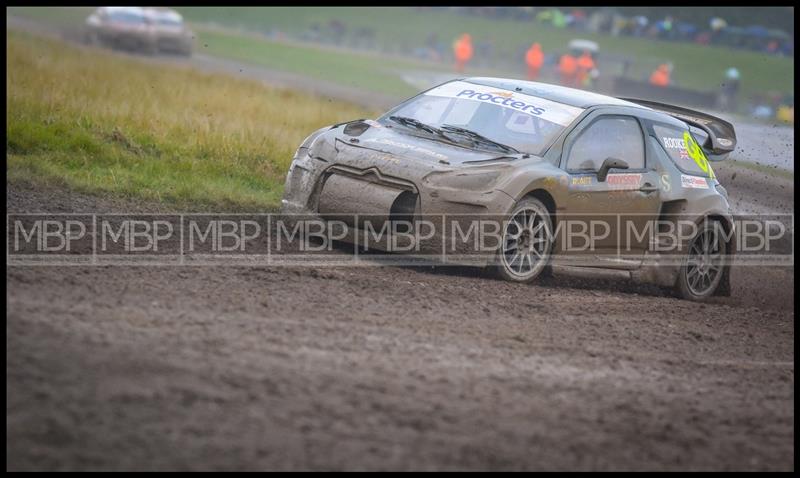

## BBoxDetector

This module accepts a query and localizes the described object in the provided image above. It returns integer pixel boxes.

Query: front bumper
[280,146,515,264]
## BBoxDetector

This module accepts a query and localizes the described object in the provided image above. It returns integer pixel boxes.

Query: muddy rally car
[85,7,192,56]
[144,8,193,56]
[281,78,737,300]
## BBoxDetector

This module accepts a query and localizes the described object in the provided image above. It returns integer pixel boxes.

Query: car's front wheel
[493,197,554,283]
[675,220,727,300]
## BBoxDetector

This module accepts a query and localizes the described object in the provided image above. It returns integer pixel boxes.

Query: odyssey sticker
[681,175,709,189]
[424,81,584,127]
[607,173,642,190]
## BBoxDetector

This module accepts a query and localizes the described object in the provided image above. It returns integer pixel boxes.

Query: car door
[558,114,662,268]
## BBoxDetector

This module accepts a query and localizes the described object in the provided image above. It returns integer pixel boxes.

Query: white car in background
[85,6,158,54]
[85,7,193,56]
[145,7,194,56]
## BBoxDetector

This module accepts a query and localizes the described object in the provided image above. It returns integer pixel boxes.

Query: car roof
[145,8,183,21]
[464,77,650,110]
[102,6,147,16]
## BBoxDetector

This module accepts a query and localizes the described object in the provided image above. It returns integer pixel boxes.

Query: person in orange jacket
[650,63,672,87]
[525,42,544,80]
[453,33,473,73]
[558,53,578,87]
[576,50,596,88]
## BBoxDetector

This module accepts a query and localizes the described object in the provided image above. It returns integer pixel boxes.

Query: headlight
[307,136,337,162]
[293,146,309,161]
[423,168,504,191]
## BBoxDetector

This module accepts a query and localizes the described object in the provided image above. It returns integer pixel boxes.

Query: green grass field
[6,30,374,211]
[197,29,421,98]
[178,6,794,100]
[8,6,793,103]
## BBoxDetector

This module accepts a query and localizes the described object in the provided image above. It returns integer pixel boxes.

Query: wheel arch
[520,188,556,223]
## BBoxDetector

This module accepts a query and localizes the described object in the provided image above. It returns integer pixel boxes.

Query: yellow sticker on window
[683,131,714,179]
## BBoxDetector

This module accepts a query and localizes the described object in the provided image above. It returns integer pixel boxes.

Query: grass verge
[6,30,374,211]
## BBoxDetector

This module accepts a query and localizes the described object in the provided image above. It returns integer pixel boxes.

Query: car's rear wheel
[675,220,726,300]
[493,197,554,283]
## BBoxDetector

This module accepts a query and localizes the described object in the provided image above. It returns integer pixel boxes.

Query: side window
[566,116,645,172]
[652,123,714,178]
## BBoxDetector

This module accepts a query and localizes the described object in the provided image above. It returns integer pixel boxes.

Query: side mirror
[597,157,629,182]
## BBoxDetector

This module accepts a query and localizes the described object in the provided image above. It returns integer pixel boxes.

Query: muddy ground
[6,175,795,471]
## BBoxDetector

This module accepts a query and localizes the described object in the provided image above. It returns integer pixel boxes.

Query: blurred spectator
[632,15,649,36]
[525,42,544,80]
[425,33,444,62]
[695,31,712,45]
[611,15,627,36]
[718,67,741,112]
[558,52,578,87]
[328,20,346,45]
[476,39,494,68]
[710,17,728,32]
[552,9,567,29]
[576,50,596,87]
[776,95,794,123]
[453,33,473,73]
[649,63,672,87]
[569,9,587,31]
[751,102,774,120]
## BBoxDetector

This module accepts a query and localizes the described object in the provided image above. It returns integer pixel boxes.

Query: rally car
[85,7,193,56]
[85,7,158,54]
[144,8,194,57]
[281,77,737,300]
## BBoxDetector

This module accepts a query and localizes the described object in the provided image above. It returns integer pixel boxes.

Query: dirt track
[6,182,795,471]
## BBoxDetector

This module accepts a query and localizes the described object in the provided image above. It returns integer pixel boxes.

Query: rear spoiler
[619,98,737,156]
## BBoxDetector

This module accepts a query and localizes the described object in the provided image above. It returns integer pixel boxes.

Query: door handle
[639,182,658,193]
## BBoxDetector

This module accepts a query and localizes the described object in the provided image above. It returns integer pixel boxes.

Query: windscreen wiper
[440,125,520,154]
[388,116,447,137]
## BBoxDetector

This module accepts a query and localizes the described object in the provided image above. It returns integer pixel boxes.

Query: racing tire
[674,220,727,301]
[493,197,554,283]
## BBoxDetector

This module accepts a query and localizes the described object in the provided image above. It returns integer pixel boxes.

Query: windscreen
[108,10,148,24]
[381,80,584,156]
[156,16,183,26]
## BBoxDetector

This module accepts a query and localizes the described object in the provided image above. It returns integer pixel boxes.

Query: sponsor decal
[543,176,570,188]
[681,174,709,189]
[663,136,691,161]
[606,173,642,190]
[364,138,448,161]
[424,81,584,127]
[660,173,671,192]
[683,131,715,179]
[571,176,592,187]
[662,137,686,150]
